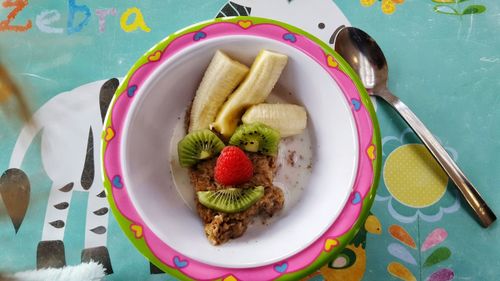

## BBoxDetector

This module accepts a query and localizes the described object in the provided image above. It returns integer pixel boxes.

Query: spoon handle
[375,88,496,227]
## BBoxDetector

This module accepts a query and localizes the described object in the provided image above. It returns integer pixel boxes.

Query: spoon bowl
[335,28,388,93]
[334,26,496,227]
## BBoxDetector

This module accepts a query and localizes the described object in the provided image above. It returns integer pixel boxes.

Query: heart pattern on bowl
[352,192,362,204]
[222,275,237,281]
[283,33,297,43]
[130,224,143,239]
[112,175,123,189]
[104,127,115,141]
[173,256,188,268]
[193,31,207,41]
[351,98,361,111]
[367,144,376,160]
[127,85,137,97]
[274,262,288,273]
[327,55,338,68]
[324,238,339,252]
[148,51,162,62]
[237,20,252,29]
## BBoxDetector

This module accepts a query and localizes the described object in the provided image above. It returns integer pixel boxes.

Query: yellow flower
[381,0,396,14]
[360,0,376,7]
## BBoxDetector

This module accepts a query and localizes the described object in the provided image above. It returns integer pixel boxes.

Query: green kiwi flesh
[228,123,280,155]
[178,129,225,167]
[197,186,265,213]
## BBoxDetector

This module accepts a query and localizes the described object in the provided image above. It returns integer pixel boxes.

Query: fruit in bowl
[177,50,308,245]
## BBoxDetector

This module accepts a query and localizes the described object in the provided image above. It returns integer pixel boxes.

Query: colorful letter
[67,0,91,34]
[35,10,63,33]
[95,8,116,33]
[120,7,150,33]
[0,0,32,32]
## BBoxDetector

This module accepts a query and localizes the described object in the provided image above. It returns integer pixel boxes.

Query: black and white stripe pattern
[216,1,251,18]
[36,78,119,274]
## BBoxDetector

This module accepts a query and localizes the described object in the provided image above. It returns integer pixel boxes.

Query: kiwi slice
[178,129,225,167]
[197,186,265,213]
[229,123,280,155]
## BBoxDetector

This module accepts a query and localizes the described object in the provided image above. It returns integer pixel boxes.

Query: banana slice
[188,50,249,132]
[211,50,288,138]
[242,103,307,137]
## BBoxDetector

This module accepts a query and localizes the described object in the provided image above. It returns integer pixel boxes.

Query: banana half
[189,50,249,133]
[242,103,307,137]
[211,50,288,138]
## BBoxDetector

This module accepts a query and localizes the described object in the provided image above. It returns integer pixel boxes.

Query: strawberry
[214,146,254,186]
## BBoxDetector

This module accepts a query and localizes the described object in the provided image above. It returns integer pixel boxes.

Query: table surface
[0,1,499,280]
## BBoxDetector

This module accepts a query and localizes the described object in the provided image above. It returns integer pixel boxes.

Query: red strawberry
[215,146,254,186]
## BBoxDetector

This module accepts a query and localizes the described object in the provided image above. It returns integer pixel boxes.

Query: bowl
[102,17,380,280]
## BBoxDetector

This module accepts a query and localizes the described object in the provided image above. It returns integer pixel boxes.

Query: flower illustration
[381,0,397,14]
[359,0,405,15]
[432,0,486,16]
[360,0,486,16]
[375,129,460,223]
[360,0,376,7]
[387,225,455,281]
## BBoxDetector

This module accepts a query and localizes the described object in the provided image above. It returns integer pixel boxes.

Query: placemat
[0,1,498,280]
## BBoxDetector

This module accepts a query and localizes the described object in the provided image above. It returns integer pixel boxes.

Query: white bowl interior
[122,36,358,268]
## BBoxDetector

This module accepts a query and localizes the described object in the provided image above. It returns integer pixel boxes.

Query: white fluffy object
[10,262,105,281]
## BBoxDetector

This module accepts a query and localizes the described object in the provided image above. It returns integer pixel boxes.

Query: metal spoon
[334,27,496,227]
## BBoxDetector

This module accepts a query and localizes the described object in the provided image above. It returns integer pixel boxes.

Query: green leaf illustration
[424,247,451,267]
[458,0,470,3]
[462,5,486,15]
[434,5,460,15]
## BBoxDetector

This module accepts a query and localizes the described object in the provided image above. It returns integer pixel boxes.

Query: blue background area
[340,1,500,280]
[0,0,499,280]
